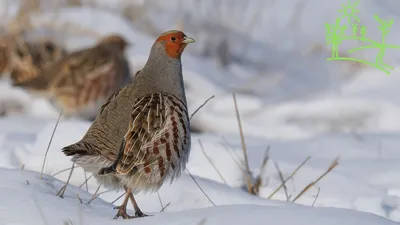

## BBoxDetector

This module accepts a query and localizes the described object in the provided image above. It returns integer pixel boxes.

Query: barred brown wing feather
[115,93,189,181]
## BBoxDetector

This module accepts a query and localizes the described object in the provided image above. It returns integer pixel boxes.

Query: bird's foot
[135,209,151,218]
[113,205,135,219]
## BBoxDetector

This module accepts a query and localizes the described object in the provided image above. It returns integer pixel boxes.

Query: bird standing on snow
[62,30,195,219]
[11,34,131,120]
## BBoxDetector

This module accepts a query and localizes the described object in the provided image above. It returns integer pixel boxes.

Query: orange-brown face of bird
[155,30,195,58]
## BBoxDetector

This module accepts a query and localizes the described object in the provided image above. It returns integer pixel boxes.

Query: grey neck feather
[132,42,186,103]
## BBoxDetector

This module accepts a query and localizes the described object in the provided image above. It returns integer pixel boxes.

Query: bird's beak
[182,36,195,44]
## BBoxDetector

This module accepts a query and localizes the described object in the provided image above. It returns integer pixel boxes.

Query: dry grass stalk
[186,168,216,206]
[274,162,290,201]
[78,174,93,188]
[57,162,75,198]
[253,146,270,195]
[160,202,171,212]
[292,157,339,203]
[111,192,125,204]
[83,171,89,192]
[87,188,116,205]
[198,139,228,184]
[52,165,79,177]
[268,156,311,199]
[156,191,164,210]
[190,95,215,121]
[232,92,254,195]
[311,186,320,207]
[86,186,100,204]
[41,111,63,179]
[76,193,83,203]
[220,139,245,171]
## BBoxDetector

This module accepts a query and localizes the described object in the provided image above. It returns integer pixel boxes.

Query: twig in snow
[160,202,171,212]
[87,188,116,205]
[198,139,227,184]
[41,111,62,179]
[76,194,83,204]
[83,171,89,192]
[86,186,100,204]
[111,192,125,204]
[268,156,311,199]
[274,161,290,201]
[292,157,339,202]
[186,168,216,206]
[232,92,254,195]
[78,174,93,188]
[253,146,270,195]
[312,186,320,207]
[190,95,215,121]
[52,165,80,177]
[56,162,75,198]
[156,191,164,210]
[220,139,245,171]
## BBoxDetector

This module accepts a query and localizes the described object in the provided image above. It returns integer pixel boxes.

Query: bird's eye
[170,36,176,41]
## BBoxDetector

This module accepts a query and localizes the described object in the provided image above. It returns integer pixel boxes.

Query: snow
[0,168,397,225]
[1,0,400,224]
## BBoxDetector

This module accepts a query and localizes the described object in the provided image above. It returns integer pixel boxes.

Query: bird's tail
[98,140,126,176]
[62,142,90,157]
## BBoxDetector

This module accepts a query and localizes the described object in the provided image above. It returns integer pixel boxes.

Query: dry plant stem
[156,191,164,210]
[312,186,320,207]
[57,162,75,198]
[253,146,270,195]
[274,162,290,201]
[76,193,83,203]
[186,168,216,206]
[268,156,311,199]
[41,112,63,179]
[111,192,125,204]
[220,139,246,171]
[78,174,93,188]
[190,95,215,121]
[292,157,339,203]
[198,139,228,184]
[87,189,116,204]
[83,171,89,192]
[86,186,100,204]
[160,202,171,212]
[232,92,254,194]
[52,165,79,176]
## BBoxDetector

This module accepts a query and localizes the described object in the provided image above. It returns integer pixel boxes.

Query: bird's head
[98,34,131,51]
[154,30,195,59]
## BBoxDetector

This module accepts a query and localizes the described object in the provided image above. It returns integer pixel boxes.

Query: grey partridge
[62,30,195,219]
[12,34,131,120]
[0,35,66,81]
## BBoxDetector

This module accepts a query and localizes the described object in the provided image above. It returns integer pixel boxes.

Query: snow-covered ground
[1,0,400,224]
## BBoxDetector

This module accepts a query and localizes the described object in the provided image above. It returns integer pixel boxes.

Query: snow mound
[0,168,397,225]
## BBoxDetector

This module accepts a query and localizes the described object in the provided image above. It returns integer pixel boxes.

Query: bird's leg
[113,189,135,219]
[123,186,150,217]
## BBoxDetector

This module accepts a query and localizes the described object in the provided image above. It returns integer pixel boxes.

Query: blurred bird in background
[10,34,132,120]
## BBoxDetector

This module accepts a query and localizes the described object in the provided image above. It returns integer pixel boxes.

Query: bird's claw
[135,209,150,218]
[113,206,135,219]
